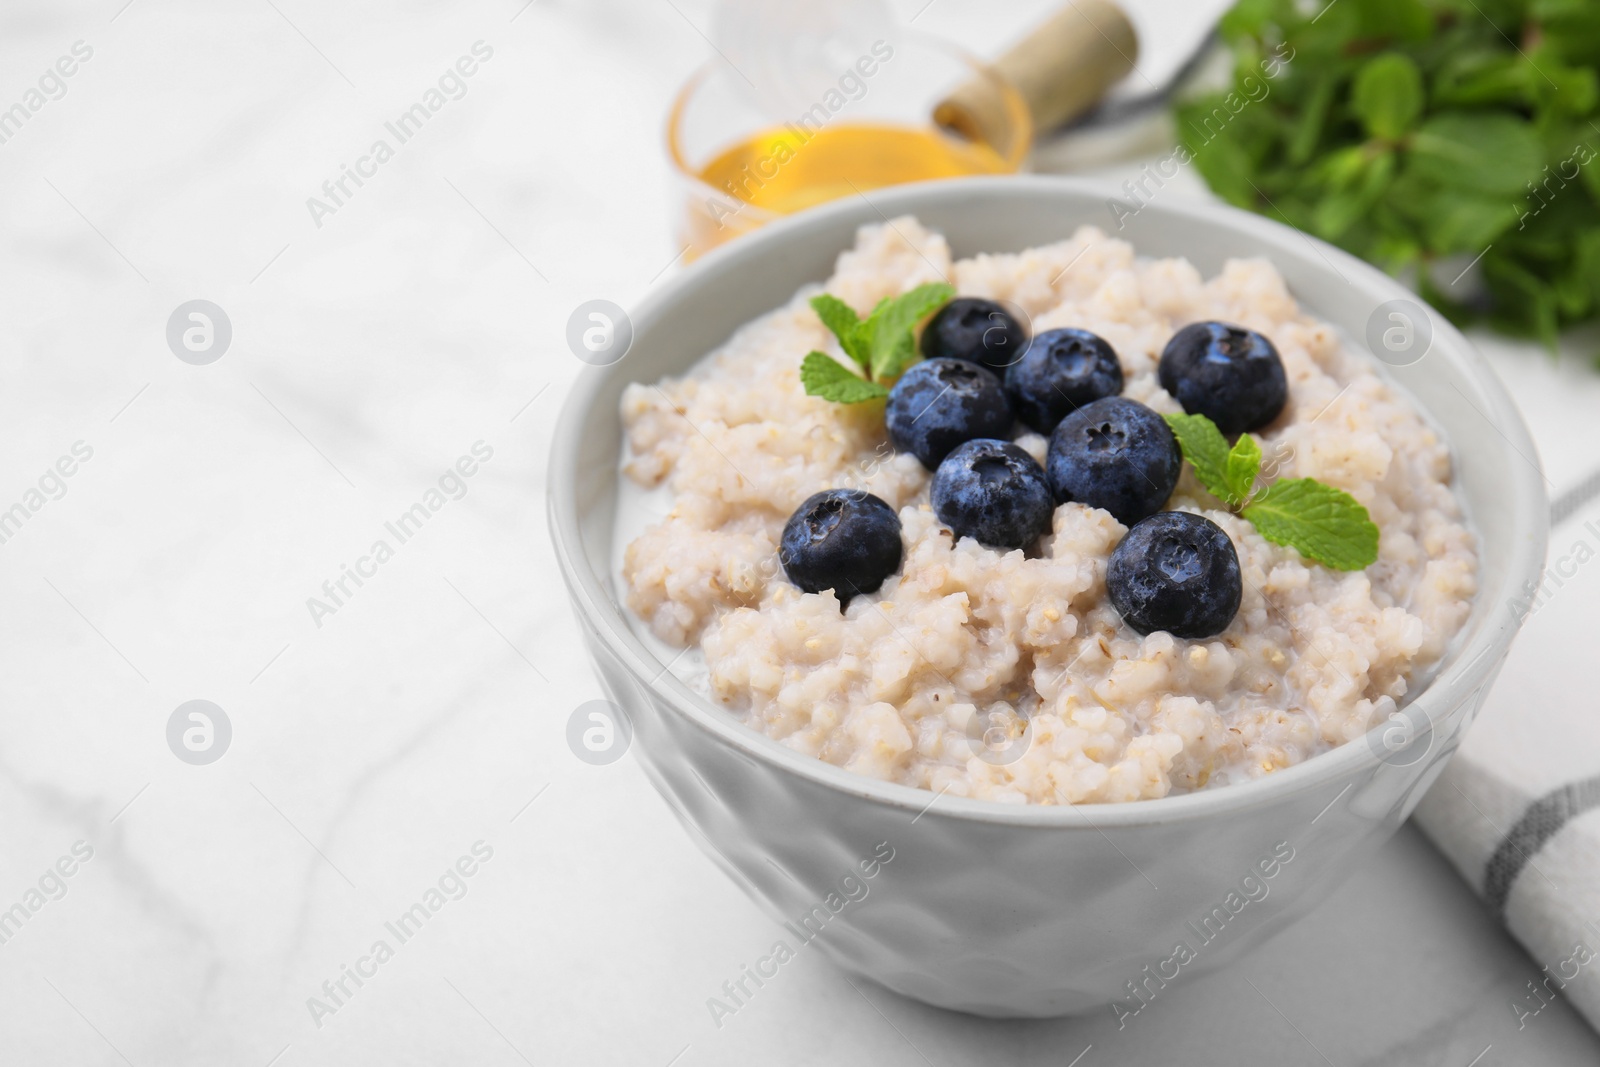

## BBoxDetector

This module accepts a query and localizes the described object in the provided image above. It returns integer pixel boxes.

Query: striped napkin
[1415,456,1600,1033]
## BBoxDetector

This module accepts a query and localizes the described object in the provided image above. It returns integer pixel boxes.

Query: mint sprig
[800,282,954,404]
[1163,412,1379,571]
[1174,2,1599,347]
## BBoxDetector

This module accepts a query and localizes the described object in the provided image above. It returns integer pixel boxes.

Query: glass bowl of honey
[666,32,1032,261]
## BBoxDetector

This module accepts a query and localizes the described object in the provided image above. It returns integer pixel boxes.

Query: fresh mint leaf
[1225,433,1262,507]
[1217,0,1274,37]
[1313,156,1393,241]
[866,282,955,381]
[1407,112,1544,196]
[1352,54,1424,141]
[1534,60,1599,115]
[1347,0,1433,41]
[1308,145,1370,193]
[809,294,869,371]
[799,351,887,404]
[1241,478,1380,571]
[1288,73,1337,166]
[1163,413,1234,504]
[1432,50,1529,109]
[1400,185,1517,256]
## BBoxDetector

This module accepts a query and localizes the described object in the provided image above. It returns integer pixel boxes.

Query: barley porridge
[615,217,1477,805]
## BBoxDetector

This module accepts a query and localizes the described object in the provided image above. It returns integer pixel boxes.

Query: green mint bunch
[1165,412,1379,570]
[1176,0,1600,348]
[800,283,955,403]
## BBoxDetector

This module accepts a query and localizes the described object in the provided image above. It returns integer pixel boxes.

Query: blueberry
[920,297,1028,372]
[931,439,1055,550]
[780,490,902,606]
[886,358,1013,470]
[1158,322,1288,435]
[1046,397,1181,526]
[1107,511,1242,638]
[1004,327,1125,434]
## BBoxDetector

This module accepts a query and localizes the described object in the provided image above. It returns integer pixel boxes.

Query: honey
[687,122,1012,255]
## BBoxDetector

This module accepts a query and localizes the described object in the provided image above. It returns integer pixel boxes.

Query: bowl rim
[548,174,1549,829]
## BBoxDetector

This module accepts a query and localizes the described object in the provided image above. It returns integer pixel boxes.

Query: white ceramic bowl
[548,177,1547,1018]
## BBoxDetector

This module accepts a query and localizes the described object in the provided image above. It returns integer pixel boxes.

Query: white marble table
[0,1,1595,1063]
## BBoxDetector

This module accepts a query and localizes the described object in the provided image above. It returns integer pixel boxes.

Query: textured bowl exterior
[549,177,1547,1018]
